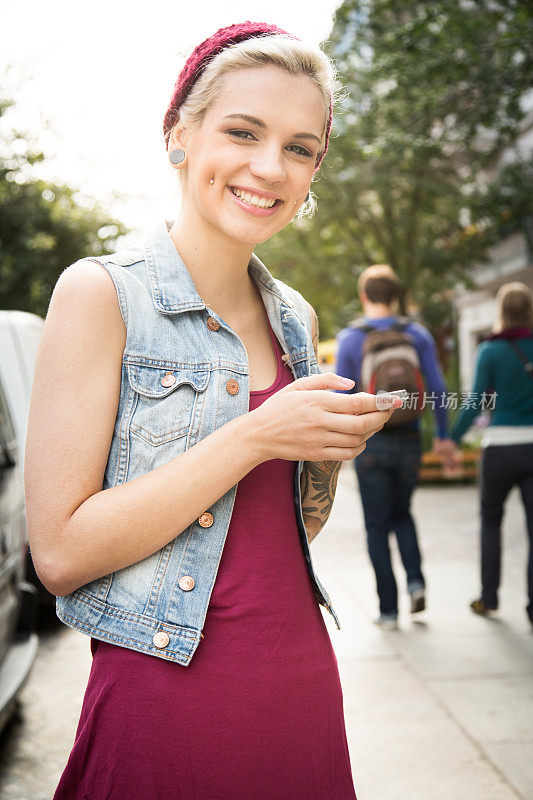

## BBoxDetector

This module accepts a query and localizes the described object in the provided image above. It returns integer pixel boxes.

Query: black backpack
[351,318,426,426]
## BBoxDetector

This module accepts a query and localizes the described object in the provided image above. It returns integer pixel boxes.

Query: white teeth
[231,188,276,208]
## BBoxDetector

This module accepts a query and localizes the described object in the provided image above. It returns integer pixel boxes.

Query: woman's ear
[168,125,188,170]
[169,123,184,149]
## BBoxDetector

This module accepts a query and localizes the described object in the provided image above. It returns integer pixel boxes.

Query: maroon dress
[54,320,357,800]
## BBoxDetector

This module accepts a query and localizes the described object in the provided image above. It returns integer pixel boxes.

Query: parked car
[0,369,38,733]
[0,310,55,609]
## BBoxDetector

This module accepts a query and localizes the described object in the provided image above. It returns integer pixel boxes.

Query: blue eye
[227,129,312,158]
[228,129,257,140]
[287,144,312,158]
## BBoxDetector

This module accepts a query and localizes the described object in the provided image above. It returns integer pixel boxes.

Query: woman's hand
[249,373,402,463]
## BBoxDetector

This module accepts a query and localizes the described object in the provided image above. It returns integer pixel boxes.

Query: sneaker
[410,589,426,614]
[470,598,497,616]
[373,613,399,631]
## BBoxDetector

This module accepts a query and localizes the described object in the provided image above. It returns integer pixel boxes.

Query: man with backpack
[336,264,458,629]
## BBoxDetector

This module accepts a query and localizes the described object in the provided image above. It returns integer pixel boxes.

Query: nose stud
[264,179,274,187]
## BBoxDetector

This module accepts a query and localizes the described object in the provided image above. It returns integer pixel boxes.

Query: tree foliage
[257,0,533,339]
[0,96,128,317]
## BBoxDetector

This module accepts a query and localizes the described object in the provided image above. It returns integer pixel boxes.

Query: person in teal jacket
[451,282,533,626]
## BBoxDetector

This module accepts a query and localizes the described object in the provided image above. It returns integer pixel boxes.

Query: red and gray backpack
[352,318,426,426]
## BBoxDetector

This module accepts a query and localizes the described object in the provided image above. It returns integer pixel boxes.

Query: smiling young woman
[25,21,400,800]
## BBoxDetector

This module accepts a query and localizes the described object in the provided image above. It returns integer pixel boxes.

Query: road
[1,464,532,799]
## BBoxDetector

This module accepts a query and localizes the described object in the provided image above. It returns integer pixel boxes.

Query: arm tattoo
[301,460,342,543]
[300,302,342,543]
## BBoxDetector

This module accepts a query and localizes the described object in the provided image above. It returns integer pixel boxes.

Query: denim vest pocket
[128,363,210,446]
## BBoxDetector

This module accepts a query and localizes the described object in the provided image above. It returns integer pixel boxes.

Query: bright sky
[3,0,340,237]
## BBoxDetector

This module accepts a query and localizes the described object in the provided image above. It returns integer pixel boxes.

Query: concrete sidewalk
[314,463,533,800]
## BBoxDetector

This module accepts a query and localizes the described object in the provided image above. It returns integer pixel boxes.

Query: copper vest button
[198,512,214,528]
[207,317,220,331]
[179,575,195,592]
[226,379,239,395]
[161,372,176,388]
[153,631,169,649]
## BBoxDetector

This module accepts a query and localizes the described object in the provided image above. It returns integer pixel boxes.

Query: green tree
[0,95,128,317]
[257,0,533,340]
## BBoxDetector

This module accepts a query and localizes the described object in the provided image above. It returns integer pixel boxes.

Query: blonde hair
[170,35,339,218]
[494,282,533,332]
[358,264,403,305]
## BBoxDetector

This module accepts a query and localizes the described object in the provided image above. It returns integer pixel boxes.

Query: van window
[0,378,16,446]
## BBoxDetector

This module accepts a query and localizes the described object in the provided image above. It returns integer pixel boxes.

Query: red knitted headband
[163,21,332,171]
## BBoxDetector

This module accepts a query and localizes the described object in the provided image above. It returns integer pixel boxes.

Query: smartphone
[375,389,409,409]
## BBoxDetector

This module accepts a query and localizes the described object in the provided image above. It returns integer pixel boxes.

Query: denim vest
[56,221,340,665]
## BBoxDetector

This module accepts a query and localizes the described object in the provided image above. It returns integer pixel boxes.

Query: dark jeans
[354,429,424,615]
[480,443,533,620]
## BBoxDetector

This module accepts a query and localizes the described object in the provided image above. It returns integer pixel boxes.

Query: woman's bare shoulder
[52,258,123,307]
[47,259,126,348]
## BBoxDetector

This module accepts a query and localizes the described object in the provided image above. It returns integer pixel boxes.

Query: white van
[0,311,54,602]
[0,311,43,732]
